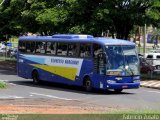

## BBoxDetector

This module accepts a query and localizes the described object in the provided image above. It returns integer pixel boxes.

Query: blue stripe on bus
[21,56,45,64]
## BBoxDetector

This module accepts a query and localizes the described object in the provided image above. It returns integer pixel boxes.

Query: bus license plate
[122,86,128,88]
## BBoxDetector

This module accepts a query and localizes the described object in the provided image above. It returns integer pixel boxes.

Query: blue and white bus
[17,34,140,92]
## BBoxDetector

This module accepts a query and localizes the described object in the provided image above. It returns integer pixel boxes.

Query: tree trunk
[114,19,133,40]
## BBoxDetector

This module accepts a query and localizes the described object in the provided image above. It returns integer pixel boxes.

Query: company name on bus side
[51,58,79,65]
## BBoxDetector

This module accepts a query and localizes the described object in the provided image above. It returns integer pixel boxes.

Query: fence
[0,48,16,61]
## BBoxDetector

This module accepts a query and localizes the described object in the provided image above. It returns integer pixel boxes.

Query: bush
[0,81,7,88]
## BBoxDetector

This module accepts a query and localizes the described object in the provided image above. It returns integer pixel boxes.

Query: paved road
[0,73,160,111]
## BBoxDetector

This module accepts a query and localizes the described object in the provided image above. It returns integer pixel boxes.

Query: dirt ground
[0,98,124,114]
[0,105,109,114]
[0,105,100,114]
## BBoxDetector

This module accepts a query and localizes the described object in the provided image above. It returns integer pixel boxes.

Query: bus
[17,34,140,92]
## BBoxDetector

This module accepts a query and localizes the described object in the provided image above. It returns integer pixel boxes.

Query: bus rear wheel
[84,77,92,92]
[114,89,123,93]
[32,70,40,84]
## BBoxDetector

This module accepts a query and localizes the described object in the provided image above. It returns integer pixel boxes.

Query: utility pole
[143,24,147,56]
[138,26,141,54]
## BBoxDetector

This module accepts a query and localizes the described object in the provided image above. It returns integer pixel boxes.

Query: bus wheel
[114,89,123,93]
[32,70,39,84]
[84,77,92,92]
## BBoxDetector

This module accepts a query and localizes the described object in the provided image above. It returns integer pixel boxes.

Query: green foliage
[0,0,160,38]
[146,0,160,27]
[69,25,85,33]
[0,81,6,88]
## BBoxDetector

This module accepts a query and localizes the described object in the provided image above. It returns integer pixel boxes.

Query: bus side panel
[17,54,95,87]
[34,68,73,85]
[17,55,30,79]
[17,54,47,80]
[29,66,82,86]
[78,59,94,86]
[91,74,106,89]
[43,59,94,86]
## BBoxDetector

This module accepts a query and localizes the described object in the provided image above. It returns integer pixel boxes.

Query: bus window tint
[30,42,35,53]
[46,42,56,55]
[46,42,51,54]
[26,41,31,53]
[68,43,79,57]
[36,42,46,54]
[51,42,56,55]
[19,41,26,53]
[57,43,68,56]
[80,43,91,57]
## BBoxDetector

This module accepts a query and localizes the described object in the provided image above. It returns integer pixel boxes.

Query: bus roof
[19,34,135,45]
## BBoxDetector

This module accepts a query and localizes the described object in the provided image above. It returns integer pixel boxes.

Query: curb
[141,80,160,90]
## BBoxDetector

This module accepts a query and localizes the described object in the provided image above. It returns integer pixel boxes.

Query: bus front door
[93,44,106,75]
[94,53,106,75]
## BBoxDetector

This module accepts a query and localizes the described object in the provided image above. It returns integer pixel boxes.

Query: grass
[0,110,159,120]
[0,56,16,61]
[141,73,160,80]
[109,109,160,114]
[0,113,159,120]
[0,81,7,88]
[137,47,152,55]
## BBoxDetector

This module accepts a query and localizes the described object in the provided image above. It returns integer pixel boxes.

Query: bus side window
[30,42,35,53]
[26,41,31,53]
[46,42,56,55]
[46,42,51,54]
[19,41,26,53]
[68,43,79,57]
[26,41,35,54]
[57,42,68,56]
[80,43,91,58]
[35,42,46,54]
[35,42,40,53]
[50,42,56,55]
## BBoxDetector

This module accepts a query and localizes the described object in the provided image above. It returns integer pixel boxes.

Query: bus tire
[83,77,92,92]
[114,89,123,93]
[32,70,40,84]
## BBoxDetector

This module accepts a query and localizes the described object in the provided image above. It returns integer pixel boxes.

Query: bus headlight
[107,80,116,84]
[133,80,140,83]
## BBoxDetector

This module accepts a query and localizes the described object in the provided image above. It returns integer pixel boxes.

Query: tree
[63,0,112,36]
[19,0,70,35]
[0,0,26,36]
[146,0,160,28]
[0,0,160,39]
[61,0,159,39]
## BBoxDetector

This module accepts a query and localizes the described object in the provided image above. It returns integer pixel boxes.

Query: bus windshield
[105,45,140,76]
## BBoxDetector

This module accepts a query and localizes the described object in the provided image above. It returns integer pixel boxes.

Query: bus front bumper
[99,82,140,90]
